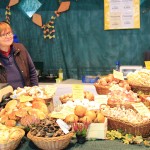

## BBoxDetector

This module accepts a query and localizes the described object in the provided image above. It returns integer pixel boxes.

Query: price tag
[56,119,71,134]
[50,106,74,119]
[50,112,67,119]
[72,84,84,100]
[145,61,150,70]
[113,69,124,80]
[131,102,150,116]
[94,95,108,105]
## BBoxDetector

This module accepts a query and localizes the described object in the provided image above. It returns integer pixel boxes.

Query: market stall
[1,70,150,150]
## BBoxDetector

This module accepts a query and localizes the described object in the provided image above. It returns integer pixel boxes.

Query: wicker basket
[130,85,150,94]
[107,116,150,137]
[27,131,74,150]
[94,84,110,95]
[0,128,25,150]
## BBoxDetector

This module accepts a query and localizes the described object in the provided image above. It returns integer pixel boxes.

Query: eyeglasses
[0,32,13,39]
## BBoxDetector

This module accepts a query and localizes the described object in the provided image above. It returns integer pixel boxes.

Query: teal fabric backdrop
[0,0,150,79]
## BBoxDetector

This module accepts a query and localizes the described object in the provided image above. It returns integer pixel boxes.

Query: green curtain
[0,0,150,79]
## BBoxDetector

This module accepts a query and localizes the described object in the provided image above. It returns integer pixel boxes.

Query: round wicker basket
[107,116,150,137]
[27,131,74,150]
[130,84,150,94]
[0,128,25,150]
[94,84,110,95]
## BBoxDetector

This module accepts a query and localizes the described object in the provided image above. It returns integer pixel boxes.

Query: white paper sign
[131,102,150,116]
[56,119,71,134]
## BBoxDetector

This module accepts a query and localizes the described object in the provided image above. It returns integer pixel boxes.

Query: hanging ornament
[9,0,19,7]
[57,1,70,13]
[32,13,42,27]
[55,1,70,17]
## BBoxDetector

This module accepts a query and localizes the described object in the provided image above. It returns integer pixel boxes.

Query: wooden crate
[86,119,107,139]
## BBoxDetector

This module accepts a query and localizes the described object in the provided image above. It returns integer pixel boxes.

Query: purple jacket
[0,43,38,89]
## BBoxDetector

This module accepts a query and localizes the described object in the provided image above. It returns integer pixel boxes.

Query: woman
[0,21,38,89]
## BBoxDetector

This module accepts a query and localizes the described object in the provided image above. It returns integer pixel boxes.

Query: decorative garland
[5,6,11,24]
[4,0,70,40]
[41,16,56,39]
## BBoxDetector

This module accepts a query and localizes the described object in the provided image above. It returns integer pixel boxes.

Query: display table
[12,79,150,149]
[16,137,148,150]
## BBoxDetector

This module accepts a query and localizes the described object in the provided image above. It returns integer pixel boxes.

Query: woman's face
[0,26,13,48]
